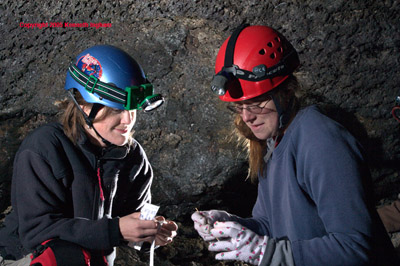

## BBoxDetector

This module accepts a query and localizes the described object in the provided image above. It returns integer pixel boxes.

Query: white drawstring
[130,203,160,266]
[149,239,156,266]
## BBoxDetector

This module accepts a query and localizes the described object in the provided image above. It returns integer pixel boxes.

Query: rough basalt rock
[1,0,400,264]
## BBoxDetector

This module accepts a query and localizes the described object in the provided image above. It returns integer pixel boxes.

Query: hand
[119,212,159,243]
[191,210,237,241]
[208,221,268,265]
[154,216,178,246]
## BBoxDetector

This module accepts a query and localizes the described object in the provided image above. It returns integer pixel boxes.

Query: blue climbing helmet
[64,45,164,111]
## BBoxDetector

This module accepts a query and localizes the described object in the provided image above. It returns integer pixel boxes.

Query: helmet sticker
[76,53,103,79]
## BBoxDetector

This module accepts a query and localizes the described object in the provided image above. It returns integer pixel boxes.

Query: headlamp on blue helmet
[65,45,164,112]
[125,83,164,112]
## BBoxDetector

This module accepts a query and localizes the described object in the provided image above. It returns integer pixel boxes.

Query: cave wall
[1,0,400,223]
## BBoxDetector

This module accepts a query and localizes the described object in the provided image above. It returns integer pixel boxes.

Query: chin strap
[271,94,293,129]
[67,90,112,146]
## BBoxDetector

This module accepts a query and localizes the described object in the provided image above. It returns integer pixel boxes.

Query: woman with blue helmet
[0,45,177,266]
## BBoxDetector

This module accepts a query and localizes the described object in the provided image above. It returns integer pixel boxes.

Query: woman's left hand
[154,216,178,246]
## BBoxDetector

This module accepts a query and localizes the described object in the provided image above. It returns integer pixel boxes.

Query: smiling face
[83,105,136,147]
[235,96,279,140]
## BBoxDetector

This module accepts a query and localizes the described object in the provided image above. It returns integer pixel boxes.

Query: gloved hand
[191,210,237,241]
[208,221,268,265]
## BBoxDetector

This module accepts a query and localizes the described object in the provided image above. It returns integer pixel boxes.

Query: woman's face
[83,106,137,147]
[236,97,279,140]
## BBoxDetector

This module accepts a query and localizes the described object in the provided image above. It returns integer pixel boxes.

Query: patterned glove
[191,210,237,241]
[208,221,268,265]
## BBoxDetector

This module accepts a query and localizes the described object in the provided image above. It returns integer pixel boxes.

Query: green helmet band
[68,63,164,111]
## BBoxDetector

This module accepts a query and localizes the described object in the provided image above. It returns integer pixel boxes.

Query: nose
[241,108,256,123]
[121,110,135,124]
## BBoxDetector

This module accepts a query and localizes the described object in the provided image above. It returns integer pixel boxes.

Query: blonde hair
[233,75,301,182]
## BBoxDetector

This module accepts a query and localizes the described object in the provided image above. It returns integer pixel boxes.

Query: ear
[80,104,91,116]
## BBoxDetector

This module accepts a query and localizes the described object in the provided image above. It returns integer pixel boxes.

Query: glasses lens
[227,100,271,114]
[248,105,262,114]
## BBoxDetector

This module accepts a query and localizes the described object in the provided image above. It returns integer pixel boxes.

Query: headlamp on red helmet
[211,25,300,102]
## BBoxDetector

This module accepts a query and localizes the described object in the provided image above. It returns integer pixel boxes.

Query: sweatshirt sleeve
[12,149,120,252]
[289,110,396,265]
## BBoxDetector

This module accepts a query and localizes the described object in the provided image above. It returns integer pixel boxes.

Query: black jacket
[0,123,153,260]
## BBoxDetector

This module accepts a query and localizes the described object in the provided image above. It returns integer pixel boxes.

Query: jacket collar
[76,126,130,160]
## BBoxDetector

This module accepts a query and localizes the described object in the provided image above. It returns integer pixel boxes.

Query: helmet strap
[88,103,103,124]
[271,94,293,129]
[87,104,112,147]
[67,90,112,146]
[224,24,250,67]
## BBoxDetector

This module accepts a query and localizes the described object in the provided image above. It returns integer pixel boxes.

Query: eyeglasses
[227,97,272,114]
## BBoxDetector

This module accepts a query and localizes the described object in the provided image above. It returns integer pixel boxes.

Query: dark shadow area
[321,104,372,159]
[218,171,258,218]
[190,166,258,219]
[0,181,11,221]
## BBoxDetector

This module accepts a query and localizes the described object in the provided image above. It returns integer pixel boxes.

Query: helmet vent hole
[275,37,281,43]
[259,49,266,55]
[267,42,273,47]
[270,53,276,59]
[278,47,283,53]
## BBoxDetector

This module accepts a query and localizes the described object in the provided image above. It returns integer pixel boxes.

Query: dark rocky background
[1,0,399,265]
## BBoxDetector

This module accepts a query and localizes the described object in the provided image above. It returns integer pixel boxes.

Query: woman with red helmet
[192,25,398,265]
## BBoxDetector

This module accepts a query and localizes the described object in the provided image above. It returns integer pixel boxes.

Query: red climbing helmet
[211,25,300,102]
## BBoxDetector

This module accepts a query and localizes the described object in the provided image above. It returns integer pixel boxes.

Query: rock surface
[1,0,400,264]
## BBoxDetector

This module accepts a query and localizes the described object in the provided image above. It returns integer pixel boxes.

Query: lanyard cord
[97,167,105,202]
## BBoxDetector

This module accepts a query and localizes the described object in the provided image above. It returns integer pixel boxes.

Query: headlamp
[141,94,164,112]
[211,70,233,96]
[210,52,298,97]
[125,83,164,112]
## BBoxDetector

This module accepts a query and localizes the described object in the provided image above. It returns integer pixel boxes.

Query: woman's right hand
[191,210,237,241]
[119,212,159,243]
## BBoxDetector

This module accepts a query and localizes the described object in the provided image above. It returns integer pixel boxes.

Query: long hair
[233,75,302,182]
[60,91,129,145]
